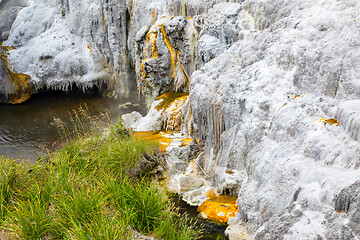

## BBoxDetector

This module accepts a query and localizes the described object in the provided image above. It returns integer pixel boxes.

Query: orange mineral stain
[87,44,93,52]
[132,131,173,152]
[163,95,188,131]
[160,25,177,79]
[132,130,193,152]
[155,92,188,111]
[0,43,32,104]
[319,118,340,126]
[198,195,239,224]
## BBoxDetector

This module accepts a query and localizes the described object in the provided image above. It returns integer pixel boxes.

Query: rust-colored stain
[293,95,301,100]
[319,118,340,126]
[225,170,235,175]
[132,131,172,152]
[151,11,157,25]
[140,26,158,83]
[163,95,188,131]
[129,0,134,26]
[160,25,177,79]
[87,44,93,52]
[180,137,193,147]
[198,195,239,224]
[205,189,217,198]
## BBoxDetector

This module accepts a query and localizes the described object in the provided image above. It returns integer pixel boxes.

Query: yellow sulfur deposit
[198,195,239,224]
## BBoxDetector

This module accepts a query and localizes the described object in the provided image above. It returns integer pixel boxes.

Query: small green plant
[70,212,129,240]
[52,104,112,144]
[130,181,169,233]
[8,189,52,239]
[0,157,27,222]
[216,234,227,240]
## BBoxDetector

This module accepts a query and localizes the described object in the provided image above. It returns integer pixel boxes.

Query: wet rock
[135,16,197,106]
[255,203,303,240]
[130,149,167,180]
[0,0,26,42]
[180,175,205,191]
[121,111,143,130]
[325,181,360,239]
[166,138,202,176]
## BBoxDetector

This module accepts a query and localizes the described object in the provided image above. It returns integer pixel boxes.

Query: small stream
[171,195,228,240]
[0,87,146,163]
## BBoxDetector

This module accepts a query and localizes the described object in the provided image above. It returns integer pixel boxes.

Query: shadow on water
[0,84,147,163]
[171,195,228,240]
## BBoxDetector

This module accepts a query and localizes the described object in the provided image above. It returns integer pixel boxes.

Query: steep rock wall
[0,0,242,103]
[2,0,129,97]
[189,0,360,238]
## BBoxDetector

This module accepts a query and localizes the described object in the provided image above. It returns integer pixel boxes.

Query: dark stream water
[0,88,146,163]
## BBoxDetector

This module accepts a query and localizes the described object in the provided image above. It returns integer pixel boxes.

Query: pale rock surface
[122,99,163,131]
[196,3,258,68]
[121,111,143,129]
[179,174,204,191]
[190,0,360,238]
[0,0,26,42]
[2,0,130,99]
[0,0,244,102]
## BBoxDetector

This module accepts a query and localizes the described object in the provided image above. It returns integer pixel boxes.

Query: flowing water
[0,87,146,163]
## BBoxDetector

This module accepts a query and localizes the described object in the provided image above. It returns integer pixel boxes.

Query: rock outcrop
[3,0,360,239]
[189,0,360,239]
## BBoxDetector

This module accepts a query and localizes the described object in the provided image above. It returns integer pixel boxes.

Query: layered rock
[189,0,360,238]
[1,0,130,102]
[0,0,243,103]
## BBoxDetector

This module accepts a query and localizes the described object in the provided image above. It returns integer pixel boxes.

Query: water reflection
[0,89,146,163]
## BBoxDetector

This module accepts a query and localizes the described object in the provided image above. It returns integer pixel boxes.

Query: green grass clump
[0,108,200,239]
[9,195,52,239]
[0,157,23,222]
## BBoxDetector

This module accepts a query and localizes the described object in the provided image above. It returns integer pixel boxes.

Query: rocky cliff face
[0,0,240,103]
[1,0,130,103]
[3,0,360,239]
[190,0,360,239]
